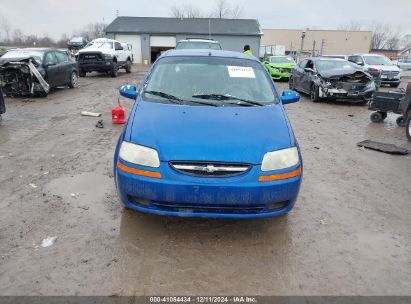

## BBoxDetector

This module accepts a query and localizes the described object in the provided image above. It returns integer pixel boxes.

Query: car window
[298,59,308,68]
[315,60,355,72]
[143,56,278,106]
[55,51,68,63]
[176,41,222,50]
[363,55,393,66]
[115,42,123,50]
[44,52,57,65]
[270,56,296,64]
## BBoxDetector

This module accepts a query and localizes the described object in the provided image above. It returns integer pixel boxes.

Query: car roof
[354,53,384,57]
[7,48,52,52]
[159,49,260,62]
[179,39,219,43]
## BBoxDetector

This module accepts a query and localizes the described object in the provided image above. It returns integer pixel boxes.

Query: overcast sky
[1,0,410,39]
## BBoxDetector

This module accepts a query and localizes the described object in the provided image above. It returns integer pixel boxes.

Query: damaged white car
[0,48,78,97]
[290,57,376,104]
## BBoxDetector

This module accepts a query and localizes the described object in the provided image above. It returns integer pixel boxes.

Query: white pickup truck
[76,38,134,77]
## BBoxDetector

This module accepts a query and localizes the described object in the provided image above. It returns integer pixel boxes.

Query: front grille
[169,161,251,177]
[128,196,290,214]
[381,71,399,76]
[78,52,103,62]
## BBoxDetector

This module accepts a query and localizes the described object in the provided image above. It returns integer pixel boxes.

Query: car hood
[127,100,293,164]
[77,48,114,54]
[366,64,400,72]
[319,68,369,79]
[0,56,40,67]
[269,63,296,68]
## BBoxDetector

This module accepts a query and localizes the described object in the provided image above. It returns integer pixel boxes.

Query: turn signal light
[258,167,301,182]
[117,161,162,179]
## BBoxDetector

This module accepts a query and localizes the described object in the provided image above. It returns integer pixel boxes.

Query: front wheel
[68,71,78,88]
[406,116,411,142]
[289,76,295,90]
[370,111,385,123]
[125,60,132,73]
[110,65,118,78]
[310,84,320,102]
[396,116,405,127]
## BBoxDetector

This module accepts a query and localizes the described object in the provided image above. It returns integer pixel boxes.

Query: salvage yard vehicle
[397,56,411,70]
[0,48,78,97]
[67,36,88,56]
[290,57,376,104]
[176,39,222,50]
[76,38,133,78]
[348,54,401,87]
[264,55,296,81]
[114,49,302,218]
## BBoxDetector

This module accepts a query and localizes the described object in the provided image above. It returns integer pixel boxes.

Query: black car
[0,48,78,97]
[290,57,376,103]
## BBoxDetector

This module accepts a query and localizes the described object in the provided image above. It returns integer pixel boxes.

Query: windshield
[270,56,295,64]
[143,56,278,106]
[176,41,222,50]
[364,55,393,66]
[85,41,113,49]
[2,50,44,63]
[315,60,355,72]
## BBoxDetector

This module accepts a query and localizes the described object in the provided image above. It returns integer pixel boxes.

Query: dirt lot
[0,66,410,296]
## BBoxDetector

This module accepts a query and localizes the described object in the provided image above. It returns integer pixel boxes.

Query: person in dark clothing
[0,86,5,116]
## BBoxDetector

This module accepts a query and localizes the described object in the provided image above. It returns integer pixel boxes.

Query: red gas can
[112,103,126,124]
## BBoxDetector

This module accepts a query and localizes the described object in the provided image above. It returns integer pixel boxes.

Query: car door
[114,42,125,63]
[55,51,72,85]
[43,51,59,87]
[293,59,307,90]
[299,59,315,93]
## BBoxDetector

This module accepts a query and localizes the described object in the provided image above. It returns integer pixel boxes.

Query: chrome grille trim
[170,161,251,177]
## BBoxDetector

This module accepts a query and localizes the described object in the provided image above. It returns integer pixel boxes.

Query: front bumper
[115,160,302,219]
[77,60,114,72]
[269,70,291,80]
[319,85,375,102]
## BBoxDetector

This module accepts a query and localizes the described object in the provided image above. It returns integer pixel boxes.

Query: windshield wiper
[192,94,264,106]
[143,90,183,104]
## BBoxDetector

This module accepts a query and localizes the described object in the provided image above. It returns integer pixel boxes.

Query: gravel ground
[0,65,410,296]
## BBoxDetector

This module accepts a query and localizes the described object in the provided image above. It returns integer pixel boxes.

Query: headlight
[261,147,299,171]
[119,141,160,168]
[104,54,113,60]
[366,81,376,90]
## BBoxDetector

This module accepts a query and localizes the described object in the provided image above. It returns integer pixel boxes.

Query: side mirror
[119,84,137,100]
[356,61,363,66]
[304,67,315,73]
[281,90,300,104]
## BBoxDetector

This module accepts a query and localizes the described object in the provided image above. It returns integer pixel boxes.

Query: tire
[310,84,320,102]
[289,76,295,90]
[110,65,118,78]
[68,71,78,88]
[370,111,384,123]
[406,116,411,142]
[390,83,400,88]
[79,70,86,77]
[125,60,132,73]
[396,115,405,127]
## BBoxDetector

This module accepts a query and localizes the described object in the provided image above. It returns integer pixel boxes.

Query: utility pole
[320,39,325,56]
[299,30,306,62]
[312,40,316,57]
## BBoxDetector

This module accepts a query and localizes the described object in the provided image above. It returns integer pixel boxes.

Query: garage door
[115,34,142,64]
[150,36,176,47]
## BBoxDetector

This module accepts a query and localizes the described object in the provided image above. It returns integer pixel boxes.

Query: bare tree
[340,20,404,50]
[12,28,23,46]
[400,34,411,49]
[170,0,242,19]
[212,0,243,18]
[170,4,204,18]
[0,16,11,43]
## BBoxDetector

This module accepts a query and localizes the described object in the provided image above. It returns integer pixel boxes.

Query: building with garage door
[105,17,262,64]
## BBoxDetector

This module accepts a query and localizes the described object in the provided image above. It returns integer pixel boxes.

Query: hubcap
[72,73,78,87]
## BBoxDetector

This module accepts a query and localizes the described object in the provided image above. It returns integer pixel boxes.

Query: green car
[264,56,296,81]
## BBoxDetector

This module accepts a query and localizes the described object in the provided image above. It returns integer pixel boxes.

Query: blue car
[114,49,302,219]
